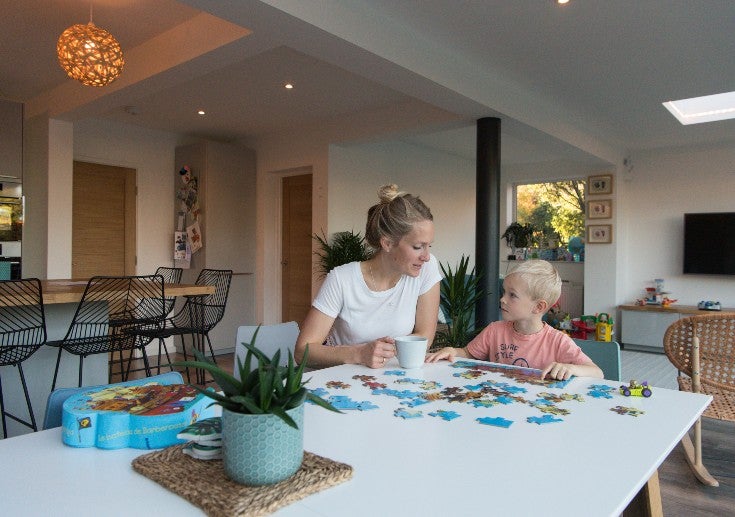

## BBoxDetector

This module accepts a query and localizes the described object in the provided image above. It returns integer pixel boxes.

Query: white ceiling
[2,0,734,166]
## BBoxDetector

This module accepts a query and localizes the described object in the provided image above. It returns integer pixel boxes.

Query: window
[514,179,586,247]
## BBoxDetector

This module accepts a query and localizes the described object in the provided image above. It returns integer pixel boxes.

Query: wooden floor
[119,353,735,516]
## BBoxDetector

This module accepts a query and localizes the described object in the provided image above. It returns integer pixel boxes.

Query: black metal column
[475,117,501,327]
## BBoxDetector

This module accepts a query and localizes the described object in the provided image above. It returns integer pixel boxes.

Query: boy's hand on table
[425,346,468,363]
[540,362,574,380]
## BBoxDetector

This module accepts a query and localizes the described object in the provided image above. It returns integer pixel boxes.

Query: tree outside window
[514,179,586,247]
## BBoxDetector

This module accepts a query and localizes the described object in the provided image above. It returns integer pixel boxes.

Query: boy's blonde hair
[506,260,561,308]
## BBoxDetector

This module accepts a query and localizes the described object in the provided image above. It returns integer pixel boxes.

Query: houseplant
[433,255,486,348]
[313,230,371,277]
[501,222,537,259]
[175,329,340,485]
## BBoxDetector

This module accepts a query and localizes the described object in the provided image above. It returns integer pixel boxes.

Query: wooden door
[281,173,312,324]
[72,161,136,278]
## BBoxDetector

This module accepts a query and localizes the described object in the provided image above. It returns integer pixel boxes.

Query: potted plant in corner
[313,229,371,277]
[175,329,340,486]
[433,255,487,349]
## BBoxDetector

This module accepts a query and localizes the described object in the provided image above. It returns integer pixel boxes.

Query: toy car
[620,380,652,398]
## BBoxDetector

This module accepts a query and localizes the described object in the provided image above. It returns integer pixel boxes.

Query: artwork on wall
[588,174,613,195]
[587,224,613,244]
[587,199,613,219]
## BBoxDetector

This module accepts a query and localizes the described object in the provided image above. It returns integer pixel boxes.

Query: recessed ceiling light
[663,91,735,125]
[557,0,570,4]
[197,110,206,116]
[284,83,294,89]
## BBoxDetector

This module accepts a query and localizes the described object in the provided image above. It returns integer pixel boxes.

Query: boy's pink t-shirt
[466,320,591,370]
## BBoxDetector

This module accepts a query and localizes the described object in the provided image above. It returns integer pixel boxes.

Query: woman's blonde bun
[377,184,405,204]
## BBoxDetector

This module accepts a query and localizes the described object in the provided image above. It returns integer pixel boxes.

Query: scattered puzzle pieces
[328,395,379,411]
[326,381,351,389]
[313,361,629,428]
[477,416,513,428]
[308,387,329,398]
[428,410,461,421]
[394,408,423,419]
[372,388,423,399]
[400,397,431,407]
[610,405,645,417]
[527,414,563,425]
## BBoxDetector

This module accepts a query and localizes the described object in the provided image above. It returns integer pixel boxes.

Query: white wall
[328,141,476,268]
[73,119,181,276]
[617,144,735,308]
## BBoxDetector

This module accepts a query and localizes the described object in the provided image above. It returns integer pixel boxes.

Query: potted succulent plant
[175,328,340,485]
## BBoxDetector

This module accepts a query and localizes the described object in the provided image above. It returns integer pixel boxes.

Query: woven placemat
[132,445,353,517]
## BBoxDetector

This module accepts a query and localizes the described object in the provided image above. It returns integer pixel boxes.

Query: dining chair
[233,322,300,380]
[50,275,167,390]
[155,266,183,317]
[42,371,184,430]
[663,313,735,487]
[0,278,47,438]
[572,338,621,381]
[123,266,183,378]
[130,269,233,383]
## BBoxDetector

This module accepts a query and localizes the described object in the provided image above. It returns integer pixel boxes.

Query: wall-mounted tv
[683,212,735,275]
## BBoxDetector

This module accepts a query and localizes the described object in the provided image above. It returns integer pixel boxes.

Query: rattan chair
[50,275,167,390]
[663,313,735,487]
[130,268,233,383]
[0,278,47,437]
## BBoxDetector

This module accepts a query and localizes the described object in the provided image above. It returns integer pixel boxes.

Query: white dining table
[0,358,712,516]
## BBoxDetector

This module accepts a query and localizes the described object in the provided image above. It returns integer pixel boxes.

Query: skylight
[663,91,735,125]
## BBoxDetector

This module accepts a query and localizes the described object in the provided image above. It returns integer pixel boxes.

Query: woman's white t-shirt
[312,254,442,346]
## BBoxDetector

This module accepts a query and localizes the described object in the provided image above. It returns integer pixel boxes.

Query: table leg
[623,470,663,517]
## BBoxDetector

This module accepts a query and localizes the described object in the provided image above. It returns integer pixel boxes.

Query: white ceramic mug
[394,335,428,369]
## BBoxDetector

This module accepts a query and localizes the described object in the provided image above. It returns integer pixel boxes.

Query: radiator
[557,280,584,318]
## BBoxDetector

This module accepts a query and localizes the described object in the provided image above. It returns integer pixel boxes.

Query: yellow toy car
[620,380,652,398]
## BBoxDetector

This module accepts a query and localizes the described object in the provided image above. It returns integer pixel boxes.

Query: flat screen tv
[683,212,735,275]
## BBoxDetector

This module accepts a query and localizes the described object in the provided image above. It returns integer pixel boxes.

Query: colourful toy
[595,312,613,342]
[571,315,597,340]
[619,380,652,398]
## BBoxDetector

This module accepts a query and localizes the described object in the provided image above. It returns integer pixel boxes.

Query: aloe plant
[174,327,340,429]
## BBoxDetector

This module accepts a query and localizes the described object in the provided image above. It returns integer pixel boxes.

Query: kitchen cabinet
[0,99,22,180]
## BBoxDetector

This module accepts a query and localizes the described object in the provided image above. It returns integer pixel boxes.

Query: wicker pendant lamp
[56,6,124,87]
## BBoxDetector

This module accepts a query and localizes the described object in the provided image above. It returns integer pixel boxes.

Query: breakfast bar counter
[0,279,214,437]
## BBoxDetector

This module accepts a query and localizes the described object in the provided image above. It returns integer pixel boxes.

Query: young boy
[426,260,603,380]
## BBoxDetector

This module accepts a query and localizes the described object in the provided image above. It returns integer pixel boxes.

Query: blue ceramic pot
[222,405,304,485]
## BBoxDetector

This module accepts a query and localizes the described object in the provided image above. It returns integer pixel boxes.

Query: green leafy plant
[434,255,486,348]
[501,222,537,249]
[313,230,371,277]
[174,328,340,429]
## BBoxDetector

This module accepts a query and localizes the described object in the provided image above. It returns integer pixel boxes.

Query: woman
[295,184,441,368]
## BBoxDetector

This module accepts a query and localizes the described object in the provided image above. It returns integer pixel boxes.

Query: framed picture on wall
[587,224,613,244]
[588,174,613,195]
[587,199,613,219]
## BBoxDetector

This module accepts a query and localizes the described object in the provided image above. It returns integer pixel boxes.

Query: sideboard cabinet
[618,304,735,353]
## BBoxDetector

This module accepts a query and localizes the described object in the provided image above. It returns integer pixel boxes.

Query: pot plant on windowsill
[501,222,537,260]
[174,329,340,486]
